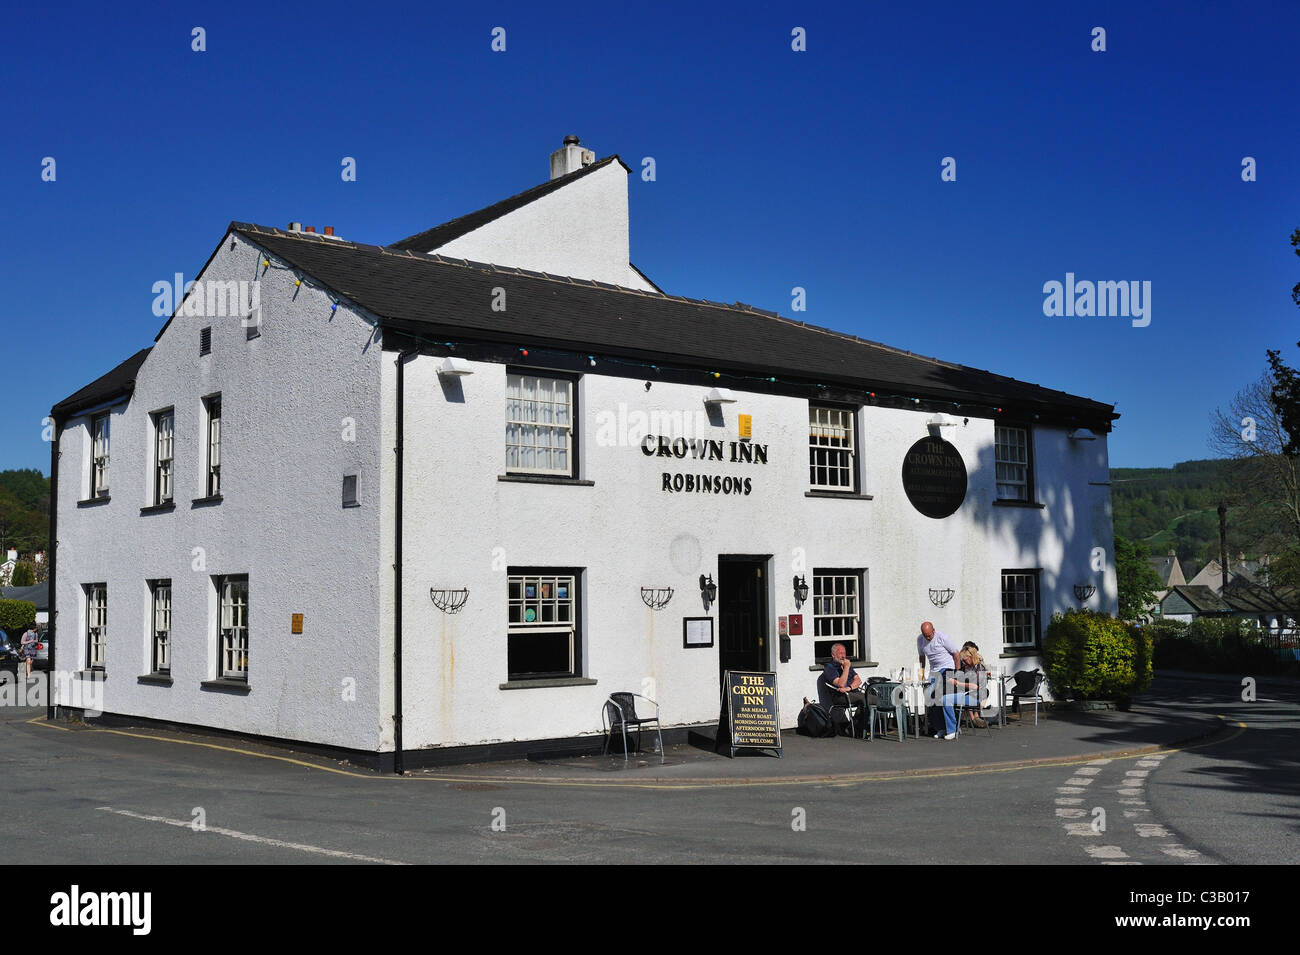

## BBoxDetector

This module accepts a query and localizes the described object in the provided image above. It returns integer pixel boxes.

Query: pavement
[27,673,1245,789]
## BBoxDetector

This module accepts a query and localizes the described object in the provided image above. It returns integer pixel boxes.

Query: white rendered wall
[391,357,1117,751]
[53,233,387,751]
[427,162,638,288]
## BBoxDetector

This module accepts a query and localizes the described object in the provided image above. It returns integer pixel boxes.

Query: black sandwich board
[717,669,782,758]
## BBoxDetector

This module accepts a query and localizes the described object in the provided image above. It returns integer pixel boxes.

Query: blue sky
[2,0,1296,472]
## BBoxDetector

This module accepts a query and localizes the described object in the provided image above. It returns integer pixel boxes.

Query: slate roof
[51,347,152,419]
[1148,554,1183,587]
[1163,585,1234,614]
[1,583,48,612]
[229,223,1119,426]
[390,156,630,252]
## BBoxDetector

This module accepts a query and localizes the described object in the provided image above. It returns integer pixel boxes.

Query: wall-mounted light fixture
[793,575,809,604]
[926,414,957,436]
[438,357,474,377]
[699,574,717,608]
[1068,428,1097,441]
[704,387,737,404]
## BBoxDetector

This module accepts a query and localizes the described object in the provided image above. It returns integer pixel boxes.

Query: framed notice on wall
[683,616,714,648]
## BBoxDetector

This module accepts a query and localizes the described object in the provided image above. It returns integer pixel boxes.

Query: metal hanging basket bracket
[430,588,469,614]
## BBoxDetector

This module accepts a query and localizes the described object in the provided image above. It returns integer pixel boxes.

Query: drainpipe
[393,349,417,773]
[47,416,59,722]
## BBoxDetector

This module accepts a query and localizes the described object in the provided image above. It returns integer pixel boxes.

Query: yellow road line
[20,713,1246,791]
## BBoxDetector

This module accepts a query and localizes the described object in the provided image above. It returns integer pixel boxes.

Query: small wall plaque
[291,613,303,634]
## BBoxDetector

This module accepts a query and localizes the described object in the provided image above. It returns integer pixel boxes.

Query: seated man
[819,643,866,735]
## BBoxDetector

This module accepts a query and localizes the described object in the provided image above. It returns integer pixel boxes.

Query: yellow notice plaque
[291,613,304,634]
[738,414,752,440]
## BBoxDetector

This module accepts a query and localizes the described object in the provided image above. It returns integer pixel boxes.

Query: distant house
[1143,549,1186,622]
[0,548,45,587]
[1159,585,1233,624]
[1186,554,1266,595]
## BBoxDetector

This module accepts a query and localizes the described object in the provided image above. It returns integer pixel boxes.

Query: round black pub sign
[900,436,968,519]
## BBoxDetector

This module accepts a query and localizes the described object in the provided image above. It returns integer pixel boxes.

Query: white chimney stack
[550,135,595,180]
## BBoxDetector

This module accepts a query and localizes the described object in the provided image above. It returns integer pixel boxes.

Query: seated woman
[953,645,988,729]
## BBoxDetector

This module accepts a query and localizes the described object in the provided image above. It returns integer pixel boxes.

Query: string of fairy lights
[256,253,1090,425]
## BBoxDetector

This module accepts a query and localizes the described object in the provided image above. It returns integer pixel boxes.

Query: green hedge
[1151,617,1294,674]
[0,599,37,638]
[1043,609,1153,700]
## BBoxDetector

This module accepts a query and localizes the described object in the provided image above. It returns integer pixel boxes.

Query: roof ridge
[229,223,1116,416]
[388,154,628,251]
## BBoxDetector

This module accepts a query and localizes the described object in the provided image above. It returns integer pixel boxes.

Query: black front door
[718,557,768,681]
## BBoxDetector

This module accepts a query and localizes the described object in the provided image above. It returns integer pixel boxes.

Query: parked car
[0,640,18,673]
[32,629,52,672]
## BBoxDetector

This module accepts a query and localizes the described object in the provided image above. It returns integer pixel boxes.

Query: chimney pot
[305,225,316,233]
[564,134,581,146]
[288,222,302,232]
[324,226,335,236]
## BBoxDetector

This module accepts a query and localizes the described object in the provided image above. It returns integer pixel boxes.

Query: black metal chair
[817,672,864,738]
[601,692,664,762]
[1008,669,1047,725]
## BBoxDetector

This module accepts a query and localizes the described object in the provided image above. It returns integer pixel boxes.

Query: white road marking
[1123,809,1151,818]
[1055,808,1087,818]
[1134,824,1170,838]
[1116,787,1144,797]
[1055,797,1085,805]
[1065,822,1101,836]
[1075,766,1103,775]
[1119,798,1146,805]
[1086,759,1113,765]
[1064,776,1095,786]
[1057,786,1086,794]
[1125,769,1150,778]
[96,807,408,865]
[1136,759,1163,767]
[1085,845,1128,859]
[1160,845,1202,859]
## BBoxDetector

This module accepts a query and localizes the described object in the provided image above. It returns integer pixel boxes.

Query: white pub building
[49,138,1118,768]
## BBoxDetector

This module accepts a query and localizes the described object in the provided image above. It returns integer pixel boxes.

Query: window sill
[191,495,224,508]
[992,499,1045,509]
[497,475,594,487]
[137,673,173,686]
[140,502,176,515]
[200,678,250,694]
[999,648,1041,658]
[74,669,106,679]
[77,496,111,508]
[807,660,877,672]
[805,491,873,500]
[498,677,598,690]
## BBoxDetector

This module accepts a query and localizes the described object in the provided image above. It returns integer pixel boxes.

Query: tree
[1115,536,1162,622]
[9,562,35,587]
[0,599,36,639]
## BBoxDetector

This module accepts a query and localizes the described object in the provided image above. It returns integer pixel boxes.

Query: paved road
[1,672,1295,865]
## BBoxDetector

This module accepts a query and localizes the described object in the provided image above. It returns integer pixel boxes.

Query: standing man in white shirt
[918,621,961,739]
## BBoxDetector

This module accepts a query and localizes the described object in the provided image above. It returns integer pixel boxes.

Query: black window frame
[994,422,1036,504]
[149,578,172,674]
[90,411,111,499]
[504,367,580,481]
[807,401,861,494]
[152,407,175,506]
[204,394,222,498]
[505,566,583,681]
[1001,568,1042,649]
[810,567,867,662]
